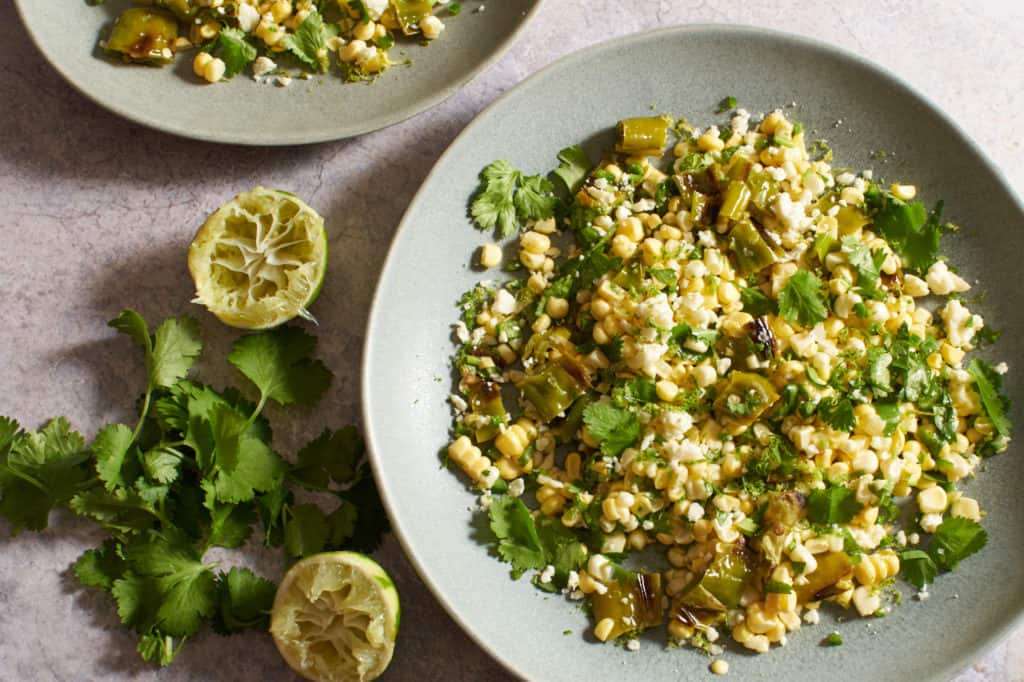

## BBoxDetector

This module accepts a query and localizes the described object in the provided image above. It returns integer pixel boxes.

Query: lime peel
[271,551,399,682]
[188,187,328,330]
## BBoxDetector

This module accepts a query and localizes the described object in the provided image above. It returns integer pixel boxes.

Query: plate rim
[13,0,543,146]
[362,22,1024,681]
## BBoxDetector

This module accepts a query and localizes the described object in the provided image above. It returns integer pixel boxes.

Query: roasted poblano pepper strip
[390,0,433,35]
[719,180,752,222]
[591,572,663,640]
[679,544,751,611]
[151,0,198,21]
[515,361,586,422]
[728,220,777,276]
[468,380,507,443]
[794,551,853,603]
[616,117,671,156]
[105,8,179,64]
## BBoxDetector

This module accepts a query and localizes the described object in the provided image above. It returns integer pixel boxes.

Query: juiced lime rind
[271,551,399,682]
[188,187,328,330]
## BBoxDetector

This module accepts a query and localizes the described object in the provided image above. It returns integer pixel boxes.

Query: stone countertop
[1,1,1022,680]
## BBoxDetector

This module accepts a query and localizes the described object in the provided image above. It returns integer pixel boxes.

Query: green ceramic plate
[364,25,1024,681]
[14,0,539,145]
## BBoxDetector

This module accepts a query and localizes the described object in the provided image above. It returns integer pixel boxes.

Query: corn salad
[447,106,1012,658]
[99,0,462,84]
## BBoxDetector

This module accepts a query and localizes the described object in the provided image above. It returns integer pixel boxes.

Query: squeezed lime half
[188,187,328,329]
[270,552,400,682]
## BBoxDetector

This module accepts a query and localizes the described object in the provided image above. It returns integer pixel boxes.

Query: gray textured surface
[0,1,1021,681]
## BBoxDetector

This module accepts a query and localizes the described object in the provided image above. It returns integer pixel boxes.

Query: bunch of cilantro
[0,310,387,666]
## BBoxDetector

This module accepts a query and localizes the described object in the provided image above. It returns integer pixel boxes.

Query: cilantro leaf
[284,503,329,557]
[116,528,219,637]
[213,567,276,633]
[70,487,162,536]
[818,397,856,432]
[489,495,545,578]
[535,517,586,587]
[205,28,257,78]
[141,447,181,485]
[806,486,863,524]
[899,549,937,589]
[471,160,520,238]
[930,517,987,571]
[866,347,893,396]
[551,145,592,195]
[75,539,126,591]
[514,175,557,221]
[283,10,331,72]
[582,402,639,457]
[228,326,332,408]
[206,499,255,549]
[150,317,203,389]
[0,417,91,531]
[471,160,558,238]
[109,309,152,354]
[778,270,828,328]
[841,236,885,295]
[740,285,777,316]
[94,423,137,491]
[968,359,1011,438]
[336,463,391,553]
[210,436,285,504]
[291,426,362,489]
[869,191,948,274]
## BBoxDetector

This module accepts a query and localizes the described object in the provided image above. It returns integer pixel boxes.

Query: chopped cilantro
[868,189,950,274]
[818,396,856,432]
[822,632,843,646]
[716,96,738,113]
[765,580,793,594]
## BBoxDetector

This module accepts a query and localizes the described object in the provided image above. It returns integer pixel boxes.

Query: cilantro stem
[130,389,153,443]
[0,462,48,494]
[244,394,269,431]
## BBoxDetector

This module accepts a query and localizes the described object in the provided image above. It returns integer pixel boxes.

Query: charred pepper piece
[105,8,179,65]
[592,572,663,640]
[616,117,671,156]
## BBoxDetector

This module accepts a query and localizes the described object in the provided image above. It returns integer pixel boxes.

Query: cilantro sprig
[471,160,557,238]
[0,311,389,667]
